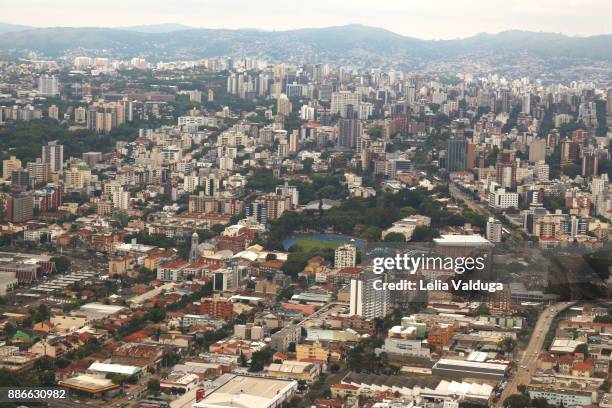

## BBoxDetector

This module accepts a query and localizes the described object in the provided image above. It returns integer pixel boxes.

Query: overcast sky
[3,0,611,39]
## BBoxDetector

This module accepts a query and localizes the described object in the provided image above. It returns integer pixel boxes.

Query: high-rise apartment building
[12,193,34,223]
[528,139,546,162]
[42,141,64,173]
[486,217,503,243]
[2,156,21,180]
[38,75,59,97]
[349,270,389,320]
[335,242,357,269]
[338,118,361,149]
[582,150,599,178]
[48,105,59,120]
[331,91,360,118]
[276,94,292,116]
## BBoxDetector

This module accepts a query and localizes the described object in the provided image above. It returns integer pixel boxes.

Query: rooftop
[434,234,493,246]
[88,362,141,376]
[194,375,296,408]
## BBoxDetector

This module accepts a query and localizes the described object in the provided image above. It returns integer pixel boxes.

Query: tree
[113,211,130,227]
[146,306,166,323]
[282,253,309,276]
[575,343,589,355]
[276,286,294,301]
[211,224,226,234]
[562,163,580,178]
[249,348,273,372]
[3,322,16,337]
[162,351,181,367]
[594,315,612,324]
[499,337,517,353]
[147,378,160,393]
[38,370,56,386]
[503,394,530,408]
[33,304,50,323]
[302,158,314,173]
[474,304,491,316]
[111,374,130,385]
[360,226,382,241]
[51,256,70,273]
[531,397,552,408]
[411,225,440,242]
[383,232,405,243]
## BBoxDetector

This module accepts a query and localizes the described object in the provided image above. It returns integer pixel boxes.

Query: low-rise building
[266,360,320,382]
[193,374,297,408]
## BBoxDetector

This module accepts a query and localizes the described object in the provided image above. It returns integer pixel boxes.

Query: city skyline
[0,2,610,407]
[2,0,612,40]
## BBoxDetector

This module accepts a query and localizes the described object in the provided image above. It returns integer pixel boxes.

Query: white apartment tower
[38,75,59,97]
[349,270,389,320]
[334,241,357,269]
[486,217,503,243]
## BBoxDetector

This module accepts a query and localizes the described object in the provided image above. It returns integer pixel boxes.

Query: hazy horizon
[3,0,612,40]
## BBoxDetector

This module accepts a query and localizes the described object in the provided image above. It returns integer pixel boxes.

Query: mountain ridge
[0,23,610,63]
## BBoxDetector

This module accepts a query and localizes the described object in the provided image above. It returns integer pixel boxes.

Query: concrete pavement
[495,301,574,407]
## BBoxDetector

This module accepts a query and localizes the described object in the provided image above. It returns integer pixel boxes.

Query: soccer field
[288,238,343,251]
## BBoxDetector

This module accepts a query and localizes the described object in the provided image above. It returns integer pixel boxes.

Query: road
[448,183,523,240]
[495,301,574,407]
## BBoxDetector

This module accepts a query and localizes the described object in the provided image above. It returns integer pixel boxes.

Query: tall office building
[42,141,64,173]
[349,270,389,320]
[38,75,59,97]
[446,136,468,172]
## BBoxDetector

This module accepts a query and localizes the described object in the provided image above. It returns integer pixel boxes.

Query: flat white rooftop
[434,234,492,246]
[194,375,296,408]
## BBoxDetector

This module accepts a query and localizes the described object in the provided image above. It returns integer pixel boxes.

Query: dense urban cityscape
[0,11,610,408]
